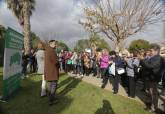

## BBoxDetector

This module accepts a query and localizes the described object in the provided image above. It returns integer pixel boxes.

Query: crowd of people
[21,41,165,112]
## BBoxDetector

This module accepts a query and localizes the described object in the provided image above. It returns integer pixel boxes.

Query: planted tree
[74,34,111,52]
[57,41,70,53]
[129,39,150,52]
[80,0,164,52]
[74,39,90,52]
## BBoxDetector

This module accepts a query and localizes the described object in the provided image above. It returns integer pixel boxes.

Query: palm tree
[6,0,35,54]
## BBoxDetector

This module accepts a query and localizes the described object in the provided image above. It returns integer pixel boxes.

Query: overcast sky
[0,0,165,49]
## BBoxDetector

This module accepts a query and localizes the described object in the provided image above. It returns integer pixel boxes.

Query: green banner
[5,27,23,49]
[3,27,24,100]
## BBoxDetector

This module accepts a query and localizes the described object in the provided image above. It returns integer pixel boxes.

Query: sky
[0,0,165,49]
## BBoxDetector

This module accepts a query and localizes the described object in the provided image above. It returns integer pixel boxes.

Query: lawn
[0,67,2,95]
[0,67,151,114]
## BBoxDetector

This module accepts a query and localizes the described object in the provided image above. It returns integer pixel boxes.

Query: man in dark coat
[140,50,152,92]
[140,44,162,113]
[44,40,59,105]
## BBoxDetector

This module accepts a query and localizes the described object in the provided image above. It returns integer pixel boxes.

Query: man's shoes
[144,107,157,113]
[49,99,59,106]
[54,99,59,104]
[113,91,118,94]
[40,95,47,98]
[49,101,54,106]
[128,95,135,98]
[101,85,105,89]
[140,88,145,92]
[128,96,135,99]
[148,109,156,113]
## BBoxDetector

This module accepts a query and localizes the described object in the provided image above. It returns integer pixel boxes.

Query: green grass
[0,67,2,95]
[0,67,151,114]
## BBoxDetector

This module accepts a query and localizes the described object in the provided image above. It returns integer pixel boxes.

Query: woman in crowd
[83,52,90,76]
[100,49,110,88]
[36,42,46,97]
[96,51,102,78]
[22,49,29,79]
[76,52,83,76]
[71,52,78,74]
[110,51,125,94]
[65,51,72,73]
[58,50,64,71]
[92,53,97,77]
[125,51,140,98]
[29,49,37,73]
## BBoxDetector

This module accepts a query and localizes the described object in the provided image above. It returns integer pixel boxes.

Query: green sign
[3,27,23,100]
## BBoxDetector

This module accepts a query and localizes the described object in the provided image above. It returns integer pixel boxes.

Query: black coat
[140,58,150,80]
[141,55,162,82]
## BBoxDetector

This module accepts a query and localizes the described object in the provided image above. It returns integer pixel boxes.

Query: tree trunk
[114,40,124,53]
[90,43,96,55]
[23,1,31,54]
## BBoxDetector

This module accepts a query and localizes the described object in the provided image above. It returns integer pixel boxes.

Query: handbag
[109,63,115,76]
[117,68,125,75]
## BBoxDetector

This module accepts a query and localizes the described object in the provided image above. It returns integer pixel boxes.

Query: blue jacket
[113,56,125,69]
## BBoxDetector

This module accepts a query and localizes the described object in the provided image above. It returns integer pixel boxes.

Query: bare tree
[80,0,165,52]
